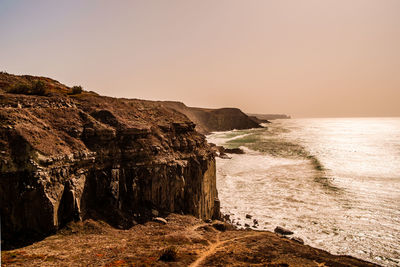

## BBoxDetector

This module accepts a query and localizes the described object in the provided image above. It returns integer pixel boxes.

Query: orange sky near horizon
[1,0,399,117]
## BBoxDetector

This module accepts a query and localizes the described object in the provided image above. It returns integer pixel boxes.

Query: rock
[291,237,304,244]
[205,219,212,224]
[253,219,258,225]
[151,209,159,217]
[212,222,227,231]
[245,223,250,228]
[274,226,294,235]
[153,217,168,225]
[219,153,232,159]
[213,199,221,220]
[236,222,241,226]
[224,148,244,154]
[246,214,252,219]
[223,214,230,222]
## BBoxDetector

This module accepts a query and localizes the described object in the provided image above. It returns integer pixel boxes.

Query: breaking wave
[207,118,400,266]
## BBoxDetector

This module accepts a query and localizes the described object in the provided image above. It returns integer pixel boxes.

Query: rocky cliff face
[247,113,291,120]
[0,73,219,246]
[161,101,262,134]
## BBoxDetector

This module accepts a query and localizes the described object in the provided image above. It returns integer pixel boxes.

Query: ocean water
[207,118,400,267]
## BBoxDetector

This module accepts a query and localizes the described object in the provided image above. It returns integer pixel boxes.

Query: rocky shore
[0,73,377,266]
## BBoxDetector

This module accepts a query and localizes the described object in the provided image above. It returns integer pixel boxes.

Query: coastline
[0,73,383,266]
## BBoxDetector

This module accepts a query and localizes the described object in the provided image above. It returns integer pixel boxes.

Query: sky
[1,0,399,118]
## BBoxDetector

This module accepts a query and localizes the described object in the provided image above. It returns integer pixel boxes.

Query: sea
[207,118,400,267]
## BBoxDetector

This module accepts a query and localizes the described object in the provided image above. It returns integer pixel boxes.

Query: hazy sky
[1,0,399,117]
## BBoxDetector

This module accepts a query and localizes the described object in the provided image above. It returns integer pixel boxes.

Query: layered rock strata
[0,73,219,245]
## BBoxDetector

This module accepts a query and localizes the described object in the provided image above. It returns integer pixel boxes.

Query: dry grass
[1,214,377,267]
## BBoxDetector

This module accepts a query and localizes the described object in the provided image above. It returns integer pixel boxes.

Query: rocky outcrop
[0,73,219,246]
[161,101,262,134]
[274,226,294,235]
[248,115,271,124]
[247,113,291,120]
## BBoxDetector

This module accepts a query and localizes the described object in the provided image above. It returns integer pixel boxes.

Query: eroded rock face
[161,101,263,134]
[0,75,219,245]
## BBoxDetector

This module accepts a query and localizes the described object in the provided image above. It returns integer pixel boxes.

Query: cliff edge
[2,214,378,266]
[0,73,219,246]
[247,113,291,120]
[161,101,262,135]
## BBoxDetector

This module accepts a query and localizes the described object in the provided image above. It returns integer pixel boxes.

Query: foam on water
[208,118,400,266]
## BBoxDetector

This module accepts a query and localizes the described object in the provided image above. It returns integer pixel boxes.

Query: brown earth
[1,214,378,267]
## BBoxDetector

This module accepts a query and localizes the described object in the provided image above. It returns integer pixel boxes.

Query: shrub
[8,81,47,96]
[158,246,178,262]
[31,81,47,95]
[9,83,31,94]
[70,85,83,95]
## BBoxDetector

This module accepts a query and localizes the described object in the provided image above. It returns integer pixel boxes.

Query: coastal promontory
[0,73,376,266]
[0,72,219,246]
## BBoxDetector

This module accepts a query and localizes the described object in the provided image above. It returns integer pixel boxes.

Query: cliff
[0,73,219,246]
[247,115,271,124]
[162,101,262,134]
[247,113,291,120]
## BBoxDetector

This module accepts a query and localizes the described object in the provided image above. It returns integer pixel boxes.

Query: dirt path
[189,231,222,267]
[189,232,259,267]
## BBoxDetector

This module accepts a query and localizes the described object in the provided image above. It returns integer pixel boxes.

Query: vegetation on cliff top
[0,72,97,97]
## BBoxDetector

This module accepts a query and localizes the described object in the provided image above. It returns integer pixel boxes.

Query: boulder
[219,153,232,159]
[224,148,244,154]
[212,221,234,232]
[151,209,159,217]
[291,237,304,244]
[274,226,294,235]
[223,214,231,222]
[153,217,168,225]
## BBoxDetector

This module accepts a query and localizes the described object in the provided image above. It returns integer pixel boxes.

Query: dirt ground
[2,214,378,267]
